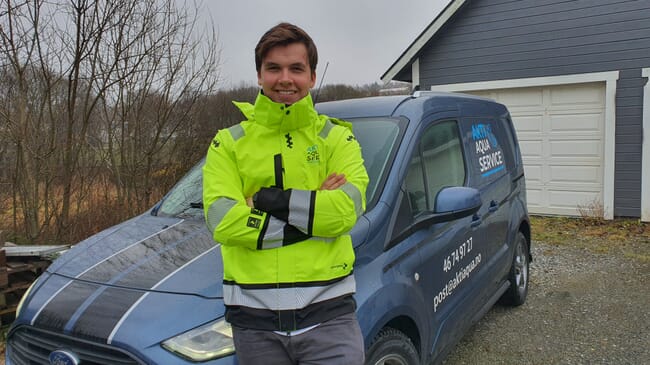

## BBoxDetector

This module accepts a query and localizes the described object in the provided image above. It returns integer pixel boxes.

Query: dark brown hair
[255,22,318,74]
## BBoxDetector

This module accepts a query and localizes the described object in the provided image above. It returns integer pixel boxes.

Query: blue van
[6,92,530,365]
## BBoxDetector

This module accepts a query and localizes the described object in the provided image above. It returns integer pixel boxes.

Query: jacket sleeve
[254,121,369,238]
[203,128,309,250]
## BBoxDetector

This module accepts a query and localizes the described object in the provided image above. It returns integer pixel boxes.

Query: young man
[202,23,369,364]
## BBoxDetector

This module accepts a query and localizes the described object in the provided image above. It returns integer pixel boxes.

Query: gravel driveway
[443,240,650,365]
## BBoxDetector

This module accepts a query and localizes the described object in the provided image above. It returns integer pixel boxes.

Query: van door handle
[471,214,482,227]
[489,200,499,213]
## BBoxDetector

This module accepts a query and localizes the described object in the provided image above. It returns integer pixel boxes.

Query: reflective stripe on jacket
[202,92,369,329]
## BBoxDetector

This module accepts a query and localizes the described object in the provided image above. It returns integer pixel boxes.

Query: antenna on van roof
[314,61,329,103]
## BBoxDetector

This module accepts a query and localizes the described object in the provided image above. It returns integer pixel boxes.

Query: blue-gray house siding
[392,0,650,218]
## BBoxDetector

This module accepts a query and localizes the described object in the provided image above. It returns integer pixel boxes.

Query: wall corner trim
[641,68,650,222]
[412,58,420,90]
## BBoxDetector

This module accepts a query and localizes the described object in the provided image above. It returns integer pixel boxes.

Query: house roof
[381,0,466,84]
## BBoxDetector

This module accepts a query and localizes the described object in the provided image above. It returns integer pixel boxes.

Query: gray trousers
[231,312,365,365]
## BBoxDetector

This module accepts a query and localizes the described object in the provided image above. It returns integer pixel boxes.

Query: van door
[393,119,484,359]
[461,118,514,295]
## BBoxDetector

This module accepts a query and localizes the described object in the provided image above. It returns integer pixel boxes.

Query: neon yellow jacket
[202,92,369,331]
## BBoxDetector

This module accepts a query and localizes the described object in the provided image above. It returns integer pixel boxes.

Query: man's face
[257,43,316,105]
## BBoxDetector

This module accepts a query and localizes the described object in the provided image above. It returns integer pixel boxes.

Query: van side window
[405,156,427,216]
[501,117,521,170]
[464,118,510,183]
[404,121,466,217]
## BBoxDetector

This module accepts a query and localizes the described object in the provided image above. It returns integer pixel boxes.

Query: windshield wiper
[174,201,204,218]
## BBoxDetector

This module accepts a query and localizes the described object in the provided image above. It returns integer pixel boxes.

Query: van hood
[46,213,222,298]
[18,214,224,345]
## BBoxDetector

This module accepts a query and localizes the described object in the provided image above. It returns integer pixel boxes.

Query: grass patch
[530,215,650,260]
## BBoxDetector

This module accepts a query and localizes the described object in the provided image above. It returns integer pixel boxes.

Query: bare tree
[0,1,59,242]
[0,0,220,243]
[97,0,220,215]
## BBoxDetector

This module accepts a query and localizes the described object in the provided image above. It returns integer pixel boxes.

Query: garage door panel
[547,133,602,139]
[545,181,602,191]
[550,140,601,157]
[495,88,544,106]
[511,115,544,132]
[550,83,604,105]
[523,164,542,182]
[546,160,601,169]
[519,140,543,157]
[548,190,600,210]
[549,113,603,131]
[547,105,604,113]
[550,165,601,182]
[525,189,544,208]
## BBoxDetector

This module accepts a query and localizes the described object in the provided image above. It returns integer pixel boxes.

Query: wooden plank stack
[0,245,64,326]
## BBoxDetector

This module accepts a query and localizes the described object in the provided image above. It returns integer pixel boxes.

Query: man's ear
[310,71,317,88]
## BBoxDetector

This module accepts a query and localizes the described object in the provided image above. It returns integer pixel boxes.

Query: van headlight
[162,319,235,361]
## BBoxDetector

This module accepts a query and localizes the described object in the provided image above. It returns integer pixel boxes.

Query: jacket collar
[233,92,318,132]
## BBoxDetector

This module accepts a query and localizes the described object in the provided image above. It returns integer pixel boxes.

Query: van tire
[365,327,419,365]
[500,231,529,306]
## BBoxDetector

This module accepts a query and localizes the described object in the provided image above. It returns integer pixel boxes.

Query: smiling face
[257,43,316,105]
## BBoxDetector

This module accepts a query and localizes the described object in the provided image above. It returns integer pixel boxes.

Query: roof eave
[381,0,467,84]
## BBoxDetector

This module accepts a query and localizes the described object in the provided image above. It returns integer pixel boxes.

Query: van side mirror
[388,187,482,249]
[434,186,482,217]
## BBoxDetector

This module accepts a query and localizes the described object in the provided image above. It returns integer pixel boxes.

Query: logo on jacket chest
[285,133,293,149]
[306,145,320,164]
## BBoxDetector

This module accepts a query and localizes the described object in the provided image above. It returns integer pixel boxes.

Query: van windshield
[156,118,403,218]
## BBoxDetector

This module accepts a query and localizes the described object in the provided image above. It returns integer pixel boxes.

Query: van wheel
[500,231,529,306]
[365,327,419,365]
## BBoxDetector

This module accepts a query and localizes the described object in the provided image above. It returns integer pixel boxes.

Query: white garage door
[467,82,605,216]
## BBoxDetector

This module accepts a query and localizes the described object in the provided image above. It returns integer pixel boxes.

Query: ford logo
[49,350,80,365]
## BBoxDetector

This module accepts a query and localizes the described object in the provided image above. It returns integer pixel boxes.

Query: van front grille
[8,326,142,365]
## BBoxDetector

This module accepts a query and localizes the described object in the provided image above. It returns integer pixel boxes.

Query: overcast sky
[202,0,450,88]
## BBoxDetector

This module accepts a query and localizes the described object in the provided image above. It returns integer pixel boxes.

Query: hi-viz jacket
[202,92,369,332]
